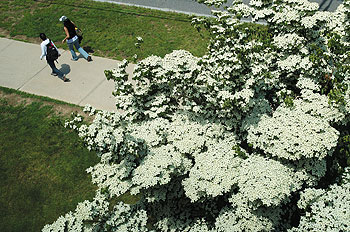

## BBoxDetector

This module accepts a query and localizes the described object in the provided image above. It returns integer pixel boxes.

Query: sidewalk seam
[0,40,15,54]
[17,65,48,90]
[78,77,107,106]
[18,50,68,90]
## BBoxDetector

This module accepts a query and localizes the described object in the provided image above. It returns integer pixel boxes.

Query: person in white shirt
[40,33,69,82]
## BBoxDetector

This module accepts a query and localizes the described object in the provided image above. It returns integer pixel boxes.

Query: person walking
[59,16,92,62]
[39,33,69,82]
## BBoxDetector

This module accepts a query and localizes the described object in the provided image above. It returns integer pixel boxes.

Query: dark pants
[47,59,64,78]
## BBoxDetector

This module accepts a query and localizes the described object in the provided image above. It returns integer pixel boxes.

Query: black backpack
[46,40,59,61]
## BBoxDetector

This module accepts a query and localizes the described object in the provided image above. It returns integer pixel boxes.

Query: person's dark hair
[63,18,77,38]
[39,33,47,41]
[63,18,74,29]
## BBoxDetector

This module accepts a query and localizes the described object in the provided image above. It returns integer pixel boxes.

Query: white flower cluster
[87,160,133,197]
[296,77,320,91]
[285,0,319,11]
[227,3,253,19]
[201,0,226,8]
[135,36,144,48]
[291,180,350,231]
[236,155,301,207]
[105,202,148,232]
[271,7,300,24]
[273,33,305,51]
[277,55,312,73]
[297,187,326,210]
[113,50,201,120]
[246,99,340,160]
[64,113,82,130]
[136,36,143,42]
[74,110,127,153]
[42,192,109,232]
[130,144,192,195]
[106,59,129,82]
[215,193,283,232]
[249,0,264,8]
[182,137,241,202]
[43,195,150,232]
[295,89,345,123]
[127,113,241,197]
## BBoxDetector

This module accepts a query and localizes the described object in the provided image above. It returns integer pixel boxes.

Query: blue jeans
[67,39,89,60]
[47,59,64,78]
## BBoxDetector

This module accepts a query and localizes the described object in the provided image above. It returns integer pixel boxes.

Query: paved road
[94,0,343,16]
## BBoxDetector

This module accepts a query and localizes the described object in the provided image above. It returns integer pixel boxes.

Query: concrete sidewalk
[0,38,135,111]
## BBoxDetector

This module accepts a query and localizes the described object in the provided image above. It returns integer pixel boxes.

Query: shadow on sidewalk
[60,64,71,75]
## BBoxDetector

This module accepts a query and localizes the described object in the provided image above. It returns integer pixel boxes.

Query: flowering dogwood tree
[43,0,350,231]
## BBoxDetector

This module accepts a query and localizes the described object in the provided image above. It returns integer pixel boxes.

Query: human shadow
[83,46,94,53]
[59,64,71,75]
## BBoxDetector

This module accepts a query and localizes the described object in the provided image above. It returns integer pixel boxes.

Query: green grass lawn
[0,95,99,232]
[0,0,210,60]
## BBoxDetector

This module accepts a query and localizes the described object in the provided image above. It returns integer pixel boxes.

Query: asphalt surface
[94,0,343,16]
